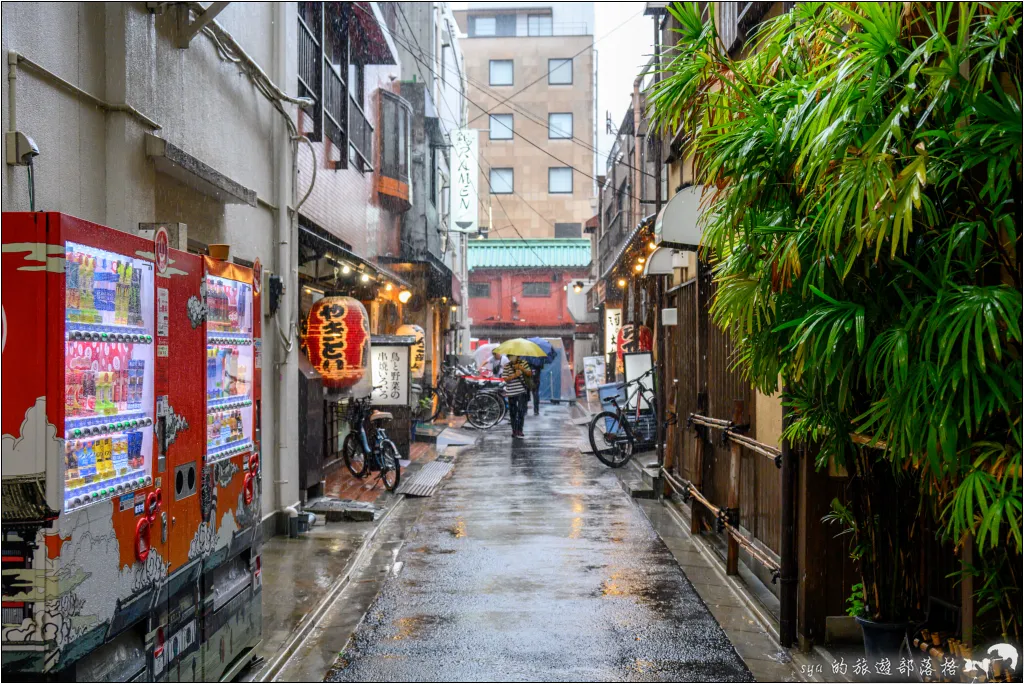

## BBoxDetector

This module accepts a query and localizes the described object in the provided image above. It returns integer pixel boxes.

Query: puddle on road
[391,614,443,641]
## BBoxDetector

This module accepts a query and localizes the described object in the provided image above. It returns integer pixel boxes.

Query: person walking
[526,355,544,415]
[502,354,533,439]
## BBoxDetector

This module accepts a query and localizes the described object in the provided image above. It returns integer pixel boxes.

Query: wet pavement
[326,405,754,682]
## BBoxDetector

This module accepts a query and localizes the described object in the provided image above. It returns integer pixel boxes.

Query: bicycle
[414,364,505,429]
[342,392,401,492]
[587,367,658,468]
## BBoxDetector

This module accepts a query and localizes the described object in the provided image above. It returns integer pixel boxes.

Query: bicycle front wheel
[414,387,443,423]
[466,392,503,429]
[588,411,634,468]
[379,440,401,492]
[343,433,367,478]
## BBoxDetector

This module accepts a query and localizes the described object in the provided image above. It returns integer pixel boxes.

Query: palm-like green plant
[650,2,1021,638]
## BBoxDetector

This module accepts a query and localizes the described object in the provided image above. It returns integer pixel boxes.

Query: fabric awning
[642,246,687,276]
[654,185,706,250]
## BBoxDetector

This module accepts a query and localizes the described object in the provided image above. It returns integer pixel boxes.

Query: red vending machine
[197,255,263,682]
[1,213,262,681]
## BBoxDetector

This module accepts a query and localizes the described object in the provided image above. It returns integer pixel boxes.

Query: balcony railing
[323,61,346,152]
[717,2,773,55]
[297,11,322,141]
[349,95,373,172]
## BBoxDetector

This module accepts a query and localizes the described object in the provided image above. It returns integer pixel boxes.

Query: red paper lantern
[302,296,370,390]
[616,324,652,364]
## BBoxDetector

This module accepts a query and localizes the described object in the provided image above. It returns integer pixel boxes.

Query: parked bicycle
[414,364,505,429]
[342,391,401,491]
[587,367,658,468]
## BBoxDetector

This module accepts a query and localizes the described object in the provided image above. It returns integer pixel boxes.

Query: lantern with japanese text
[616,324,652,366]
[396,324,425,378]
[302,295,370,393]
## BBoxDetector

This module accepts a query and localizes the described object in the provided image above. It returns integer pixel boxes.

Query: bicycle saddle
[369,410,393,422]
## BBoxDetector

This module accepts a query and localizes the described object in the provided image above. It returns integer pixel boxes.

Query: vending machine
[1,213,262,681]
[198,256,263,682]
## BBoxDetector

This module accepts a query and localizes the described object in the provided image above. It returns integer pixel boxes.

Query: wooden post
[726,400,744,575]
[690,422,704,534]
[961,536,973,648]
[692,257,711,534]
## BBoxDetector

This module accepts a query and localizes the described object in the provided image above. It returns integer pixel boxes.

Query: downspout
[779,388,798,647]
[652,14,666,475]
[273,1,297,514]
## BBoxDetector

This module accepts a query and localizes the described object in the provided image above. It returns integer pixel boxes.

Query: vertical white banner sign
[450,128,479,234]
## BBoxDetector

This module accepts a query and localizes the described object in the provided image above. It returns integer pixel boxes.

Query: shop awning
[598,215,655,283]
[654,185,707,250]
[642,246,688,276]
[298,225,412,290]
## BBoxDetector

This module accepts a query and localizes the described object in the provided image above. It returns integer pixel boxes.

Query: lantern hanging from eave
[396,324,425,378]
[616,324,652,365]
[302,295,370,390]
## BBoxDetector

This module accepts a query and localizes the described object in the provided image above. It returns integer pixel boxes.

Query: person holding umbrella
[492,339,547,438]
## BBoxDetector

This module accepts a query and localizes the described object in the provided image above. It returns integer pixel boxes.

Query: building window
[472,16,496,36]
[489,113,513,140]
[379,91,412,185]
[548,113,572,139]
[489,59,513,86]
[548,58,573,85]
[528,14,553,36]
[470,14,514,37]
[548,167,573,194]
[523,282,551,297]
[469,283,491,298]
[490,168,514,194]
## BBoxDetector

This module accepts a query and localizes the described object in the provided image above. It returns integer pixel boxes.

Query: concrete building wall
[2,2,286,520]
[453,7,595,240]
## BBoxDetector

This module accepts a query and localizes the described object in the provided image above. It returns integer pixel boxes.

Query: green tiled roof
[467,239,592,270]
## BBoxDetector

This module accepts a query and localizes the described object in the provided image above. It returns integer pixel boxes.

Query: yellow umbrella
[493,338,547,358]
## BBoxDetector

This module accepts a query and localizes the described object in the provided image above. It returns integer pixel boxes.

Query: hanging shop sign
[654,184,706,250]
[396,324,425,378]
[616,324,652,365]
[301,295,370,392]
[450,128,479,233]
[370,342,411,406]
[604,307,622,357]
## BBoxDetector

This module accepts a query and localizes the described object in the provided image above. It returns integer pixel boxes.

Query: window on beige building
[489,60,513,86]
[490,168,514,194]
[548,58,573,85]
[489,114,513,140]
[548,113,573,139]
[528,14,553,36]
[548,167,573,194]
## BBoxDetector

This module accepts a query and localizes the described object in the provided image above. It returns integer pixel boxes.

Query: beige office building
[455,2,596,239]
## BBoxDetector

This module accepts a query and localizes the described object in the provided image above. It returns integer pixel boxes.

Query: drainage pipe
[272,0,296,514]
[779,388,797,647]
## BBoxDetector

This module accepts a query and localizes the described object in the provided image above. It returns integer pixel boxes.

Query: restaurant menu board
[63,242,156,511]
[206,274,254,462]
[370,345,411,406]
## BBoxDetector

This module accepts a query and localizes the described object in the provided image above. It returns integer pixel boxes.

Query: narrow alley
[325,407,756,682]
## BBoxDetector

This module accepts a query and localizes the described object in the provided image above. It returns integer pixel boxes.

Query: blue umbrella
[527,337,555,364]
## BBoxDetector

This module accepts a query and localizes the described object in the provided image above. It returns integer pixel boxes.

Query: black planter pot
[856,616,908,658]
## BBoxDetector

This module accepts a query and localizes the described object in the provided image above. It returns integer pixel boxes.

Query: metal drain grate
[396,460,454,497]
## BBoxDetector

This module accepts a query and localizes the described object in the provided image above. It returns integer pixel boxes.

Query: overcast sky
[593,2,655,174]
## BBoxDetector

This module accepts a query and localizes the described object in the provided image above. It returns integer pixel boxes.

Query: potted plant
[649,1,1022,648]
